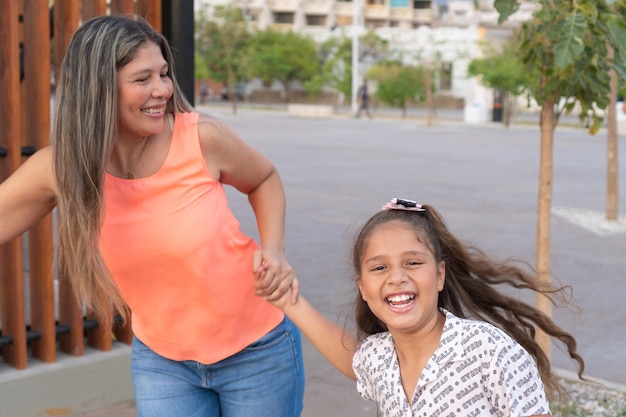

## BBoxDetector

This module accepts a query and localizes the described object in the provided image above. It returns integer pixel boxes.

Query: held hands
[253,248,299,306]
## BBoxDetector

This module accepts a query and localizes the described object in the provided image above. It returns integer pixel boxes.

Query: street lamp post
[351,0,360,114]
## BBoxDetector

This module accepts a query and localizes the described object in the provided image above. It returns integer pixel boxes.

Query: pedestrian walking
[199,81,209,104]
[355,78,373,119]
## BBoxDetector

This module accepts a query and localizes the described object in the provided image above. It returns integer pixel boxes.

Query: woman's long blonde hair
[52,15,192,330]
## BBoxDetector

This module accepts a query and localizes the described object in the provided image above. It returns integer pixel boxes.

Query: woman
[0,15,304,417]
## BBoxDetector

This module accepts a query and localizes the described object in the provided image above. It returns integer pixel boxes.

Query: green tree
[312,31,389,106]
[314,36,353,101]
[367,62,426,118]
[243,30,290,103]
[467,42,529,127]
[244,29,320,103]
[195,5,251,113]
[409,46,442,126]
[494,0,626,356]
[194,52,210,81]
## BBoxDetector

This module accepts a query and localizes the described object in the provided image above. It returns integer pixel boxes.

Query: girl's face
[357,220,445,336]
[116,41,173,142]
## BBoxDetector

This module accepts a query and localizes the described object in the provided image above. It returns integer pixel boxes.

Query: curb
[555,367,626,393]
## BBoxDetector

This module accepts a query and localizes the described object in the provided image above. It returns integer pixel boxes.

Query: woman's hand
[253,249,299,305]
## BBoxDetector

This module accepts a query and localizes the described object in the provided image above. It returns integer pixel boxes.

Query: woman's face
[116,41,173,142]
[357,220,445,336]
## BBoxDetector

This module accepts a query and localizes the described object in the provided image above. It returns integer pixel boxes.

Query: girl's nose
[387,267,408,285]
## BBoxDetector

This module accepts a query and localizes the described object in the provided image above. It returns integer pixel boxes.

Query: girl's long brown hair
[351,206,585,399]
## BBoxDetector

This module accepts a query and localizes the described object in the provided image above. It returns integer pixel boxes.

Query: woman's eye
[160,73,169,78]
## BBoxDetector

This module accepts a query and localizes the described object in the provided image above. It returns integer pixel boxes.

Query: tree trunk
[264,84,270,105]
[284,81,292,103]
[503,92,514,128]
[535,99,556,359]
[606,45,619,221]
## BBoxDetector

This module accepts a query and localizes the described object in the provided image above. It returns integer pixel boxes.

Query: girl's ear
[437,261,446,292]
[357,276,368,302]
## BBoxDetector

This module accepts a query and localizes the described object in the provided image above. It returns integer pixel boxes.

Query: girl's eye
[370,265,386,272]
[160,73,169,78]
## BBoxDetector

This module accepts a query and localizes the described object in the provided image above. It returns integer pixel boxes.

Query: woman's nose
[152,77,172,98]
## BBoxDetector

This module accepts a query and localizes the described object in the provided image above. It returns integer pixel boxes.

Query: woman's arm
[199,117,295,300]
[0,147,57,244]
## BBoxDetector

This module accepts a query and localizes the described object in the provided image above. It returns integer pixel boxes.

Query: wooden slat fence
[0,0,162,371]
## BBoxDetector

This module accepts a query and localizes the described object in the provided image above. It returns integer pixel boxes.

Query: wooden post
[82,0,107,21]
[113,317,134,345]
[111,0,135,15]
[53,0,79,87]
[87,311,113,351]
[58,277,85,356]
[0,0,28,370]
[23,0,55,363]
[53,0,85,357]
[137,0,162,32]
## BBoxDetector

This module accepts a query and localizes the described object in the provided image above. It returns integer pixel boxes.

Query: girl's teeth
[387,294,414,305]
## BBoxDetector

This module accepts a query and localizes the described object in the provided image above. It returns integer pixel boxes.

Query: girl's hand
[253,249,299,305]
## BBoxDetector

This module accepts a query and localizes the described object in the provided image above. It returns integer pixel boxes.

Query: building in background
[196,0,535,117]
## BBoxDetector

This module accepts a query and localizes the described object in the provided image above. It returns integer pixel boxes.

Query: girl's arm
[284,294,358,380]
[0,147,57,244]
[254,256,357,380]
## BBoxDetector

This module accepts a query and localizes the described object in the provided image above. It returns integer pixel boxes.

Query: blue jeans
[131,317,305,417]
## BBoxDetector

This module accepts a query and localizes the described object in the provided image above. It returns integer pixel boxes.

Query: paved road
[83,106,626,416]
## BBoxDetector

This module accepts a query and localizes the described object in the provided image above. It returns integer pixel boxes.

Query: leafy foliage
[510,0,626,133]
[243,30,292,88]
[468,41,529,126]
[467,42,528,96]
[194,5,250,87]
[312,31,389,99]
[367,62,427,116]
[243,29,320,101]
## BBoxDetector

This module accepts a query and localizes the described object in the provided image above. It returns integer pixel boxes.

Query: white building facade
[196,0,535,116]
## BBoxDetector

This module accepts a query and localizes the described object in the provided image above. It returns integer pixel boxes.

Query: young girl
[255,198,586,417]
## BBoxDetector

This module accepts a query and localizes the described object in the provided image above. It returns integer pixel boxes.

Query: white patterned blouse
[352,309,550,417]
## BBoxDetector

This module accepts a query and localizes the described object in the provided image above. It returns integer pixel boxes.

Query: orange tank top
[100,112,283,363]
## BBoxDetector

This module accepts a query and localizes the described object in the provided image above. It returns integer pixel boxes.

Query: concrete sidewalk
[77,106,626,416]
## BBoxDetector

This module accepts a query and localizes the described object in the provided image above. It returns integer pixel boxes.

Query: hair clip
[382,198,425,212]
